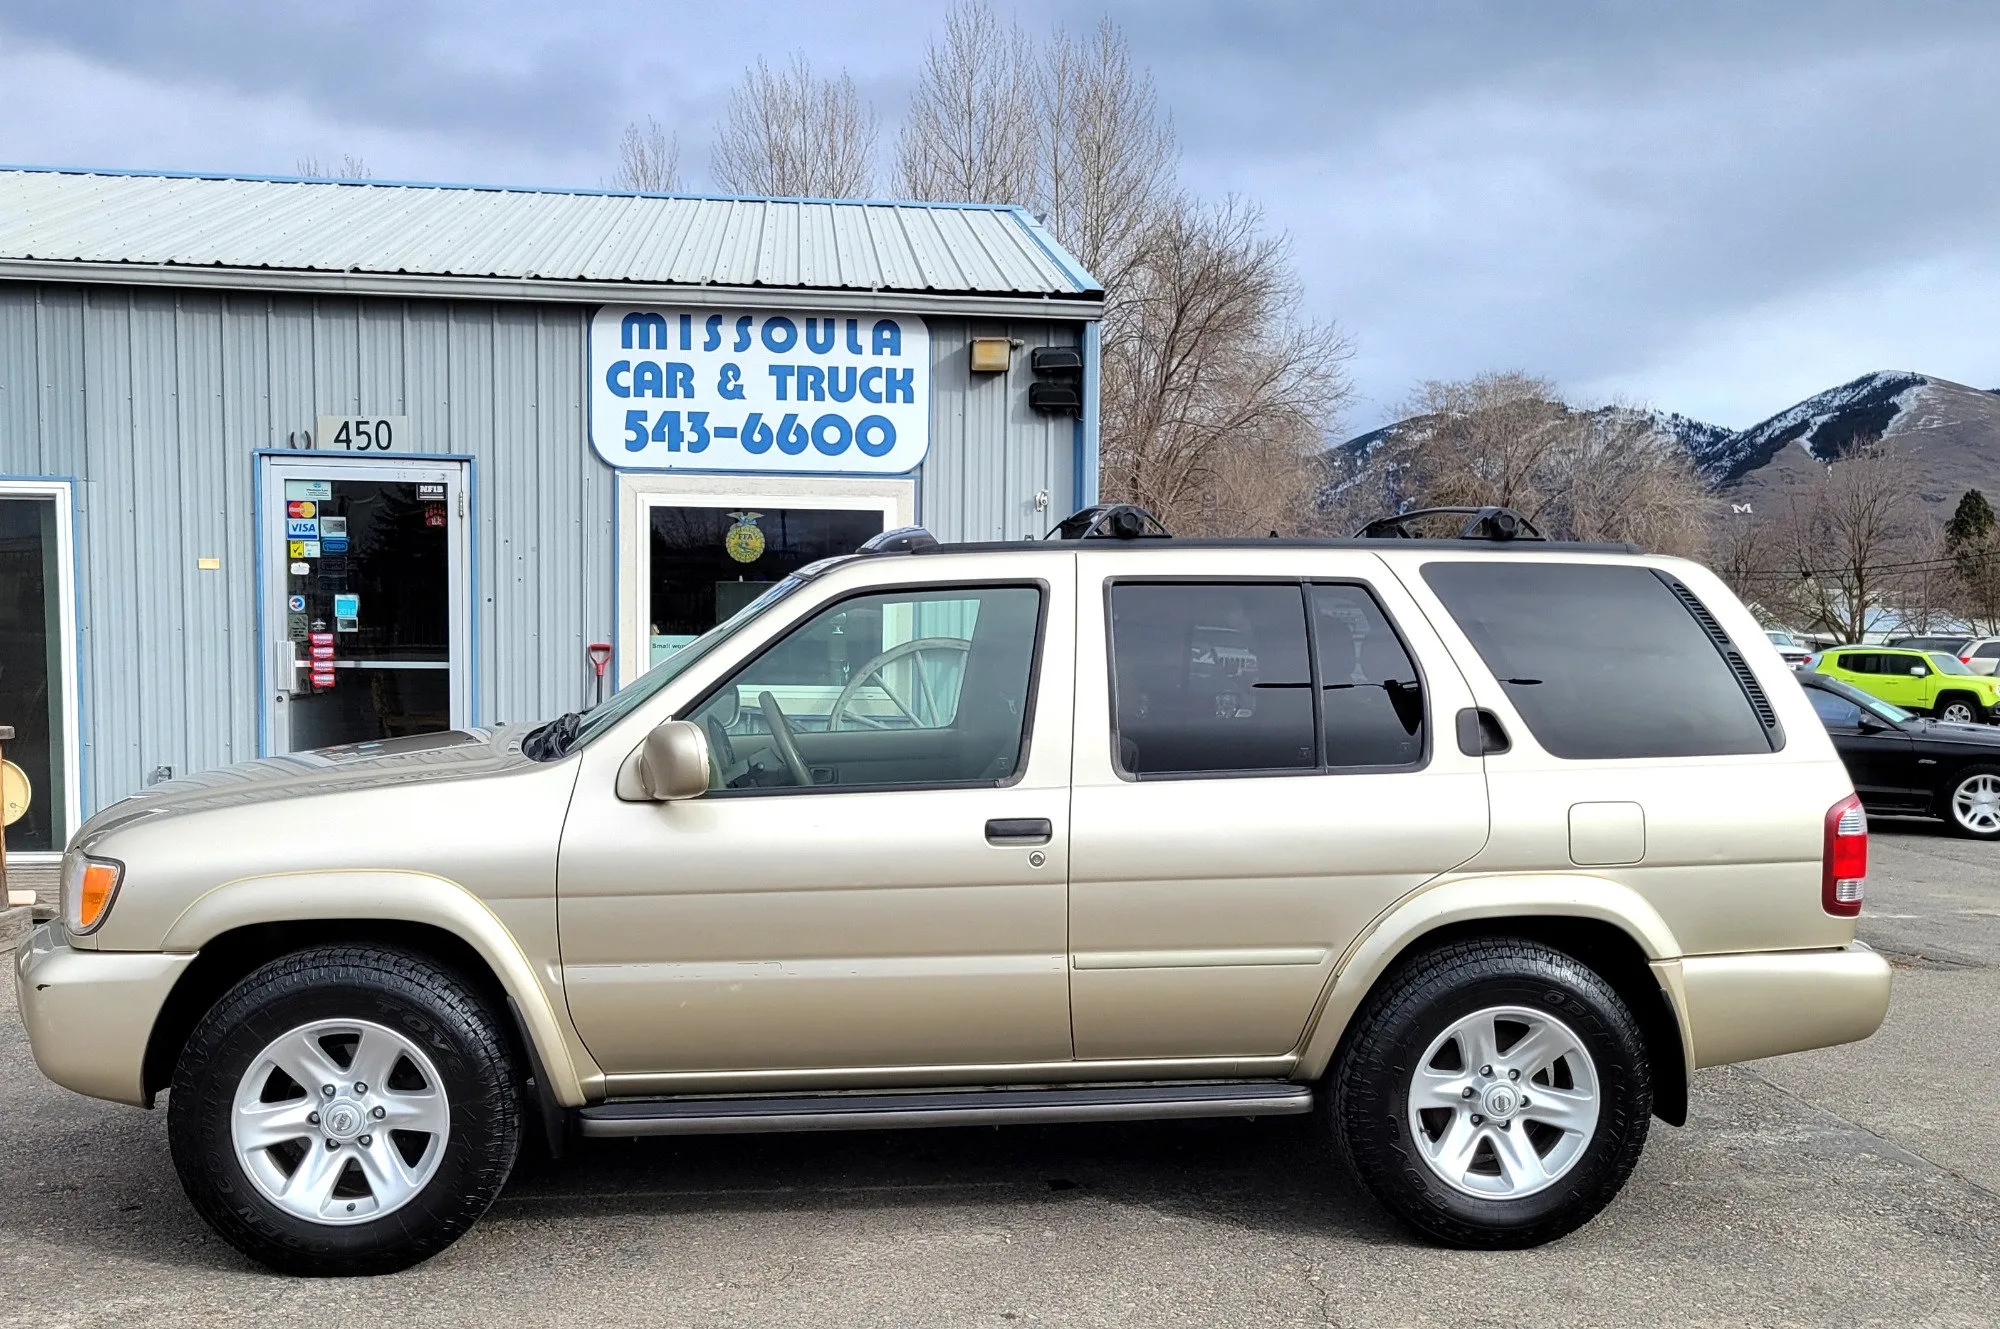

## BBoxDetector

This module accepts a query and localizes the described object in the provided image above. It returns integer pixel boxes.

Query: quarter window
[684,584,1041,792]
[1422,561,1773,760]
[1311,584,1426,767]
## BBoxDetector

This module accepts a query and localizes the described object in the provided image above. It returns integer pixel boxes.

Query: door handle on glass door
[985,818,1052,845]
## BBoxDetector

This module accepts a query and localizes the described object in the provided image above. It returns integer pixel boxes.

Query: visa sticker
[286,517,319,539]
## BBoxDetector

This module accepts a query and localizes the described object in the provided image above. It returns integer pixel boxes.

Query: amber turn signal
[62,854,125,934]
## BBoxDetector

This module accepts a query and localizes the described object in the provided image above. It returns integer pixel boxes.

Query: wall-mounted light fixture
[970,337,1014,373]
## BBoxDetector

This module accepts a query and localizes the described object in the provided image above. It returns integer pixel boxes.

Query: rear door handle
[985,818,1053,845]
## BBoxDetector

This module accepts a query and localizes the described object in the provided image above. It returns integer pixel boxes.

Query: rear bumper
[14,923,193,1107]
[1677,942,1891,1069]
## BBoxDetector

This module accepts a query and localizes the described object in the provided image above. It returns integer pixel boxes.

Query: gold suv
[15,517,1891,1274]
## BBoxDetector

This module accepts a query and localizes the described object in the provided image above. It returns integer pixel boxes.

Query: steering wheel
[757,691,814,787]
[828,638,971,731]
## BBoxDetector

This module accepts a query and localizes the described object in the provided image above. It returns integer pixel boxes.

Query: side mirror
[616,719,710,801]
[1910,666,1927,677]
[1856,712,1887,732]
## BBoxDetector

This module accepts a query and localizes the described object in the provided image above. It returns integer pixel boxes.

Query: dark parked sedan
[1799,672,2000,839]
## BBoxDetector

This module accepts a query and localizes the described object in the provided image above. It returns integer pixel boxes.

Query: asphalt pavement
[3,824,1996,1328]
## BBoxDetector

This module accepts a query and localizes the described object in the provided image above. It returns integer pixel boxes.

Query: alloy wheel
[1952,774,2000,835]
[1942,701,1976,724]
[1406,1005,1601,1199]
[230,1018,451,1225]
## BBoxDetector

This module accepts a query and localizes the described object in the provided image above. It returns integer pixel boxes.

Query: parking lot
[4,822,1995,1329]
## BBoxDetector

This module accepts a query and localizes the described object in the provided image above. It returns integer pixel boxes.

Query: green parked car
[1812,646,2000,724]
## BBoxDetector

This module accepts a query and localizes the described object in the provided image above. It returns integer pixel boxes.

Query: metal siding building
[0,169,1101,864]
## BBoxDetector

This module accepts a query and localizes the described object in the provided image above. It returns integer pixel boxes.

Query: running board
[576,1081,1314,1138]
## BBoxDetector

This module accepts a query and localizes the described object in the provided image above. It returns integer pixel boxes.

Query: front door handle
[985,818,1052,845]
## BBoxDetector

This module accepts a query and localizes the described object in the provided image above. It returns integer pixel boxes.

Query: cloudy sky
[3,0,1996,433]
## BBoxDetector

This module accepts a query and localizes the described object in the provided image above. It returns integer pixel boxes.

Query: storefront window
[0,494,68,853]
[648,506,884,666]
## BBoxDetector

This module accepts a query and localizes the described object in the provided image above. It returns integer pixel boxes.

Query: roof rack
[1046,504,1172,541]
[1357,506,1545,543]
[857,526,941,553]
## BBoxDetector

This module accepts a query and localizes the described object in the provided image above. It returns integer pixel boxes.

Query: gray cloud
[2,0,1995,426]
[0,0,619,149]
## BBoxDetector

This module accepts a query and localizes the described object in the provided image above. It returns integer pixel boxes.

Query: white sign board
[589,307,929,474]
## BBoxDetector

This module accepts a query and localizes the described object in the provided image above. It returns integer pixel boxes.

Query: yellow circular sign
[724,512,766,564]
[2,759,29,828]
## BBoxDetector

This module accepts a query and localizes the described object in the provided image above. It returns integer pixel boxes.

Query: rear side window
[1979,643,2000,660]
[1421,562,1778,759]
[1833,652,1875,674]
[1109,583,1316,775]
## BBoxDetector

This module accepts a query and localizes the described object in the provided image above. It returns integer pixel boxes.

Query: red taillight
[1962,655,1975,664]
[1823,794,1866,916]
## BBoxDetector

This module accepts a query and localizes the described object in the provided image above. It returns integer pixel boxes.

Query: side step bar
[577,1081,1314,1138]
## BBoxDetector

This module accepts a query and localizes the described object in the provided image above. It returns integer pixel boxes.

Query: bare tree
[1100,197,1353,536]
[611,116,681,192]
[712,54,877,198]
[296,154,371,180]
[896,1,1039,204]
[1325,374,1713,556]
[1038,19,1175,288]
[1764,442,1918,642]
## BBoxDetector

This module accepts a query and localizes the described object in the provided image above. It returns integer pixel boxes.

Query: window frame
[0,477,83,856]
[672,577,1051,799]
[1103,576,1433,783]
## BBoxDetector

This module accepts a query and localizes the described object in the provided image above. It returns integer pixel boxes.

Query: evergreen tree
[1946,489,1997,580]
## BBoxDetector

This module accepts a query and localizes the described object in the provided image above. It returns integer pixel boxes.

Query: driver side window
[683,584,1043,793]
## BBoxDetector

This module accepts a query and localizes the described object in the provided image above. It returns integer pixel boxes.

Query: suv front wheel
[168,945,522,1275]
[1332,938,1652,1248]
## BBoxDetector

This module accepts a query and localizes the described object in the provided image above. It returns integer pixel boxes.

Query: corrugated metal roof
[0,167,1100,300]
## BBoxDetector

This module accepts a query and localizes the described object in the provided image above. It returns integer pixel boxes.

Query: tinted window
[1833,652,1877,674]
[1110,583,1315,775]
[1979,643,2000,659]
[1422,562,1771,759]
[1312,584,1425,767]
[685,585,1041,791]
[1808,689,1864,727]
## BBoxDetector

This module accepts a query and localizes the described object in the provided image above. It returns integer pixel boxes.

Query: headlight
[60,851,125,935]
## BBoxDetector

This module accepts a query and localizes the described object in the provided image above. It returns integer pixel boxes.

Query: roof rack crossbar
[1357,506,1546,543]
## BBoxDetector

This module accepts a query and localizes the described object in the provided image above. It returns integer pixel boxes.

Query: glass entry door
[261,456,471,755]
[0,484,77,853]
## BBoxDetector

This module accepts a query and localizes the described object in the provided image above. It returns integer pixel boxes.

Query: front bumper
[1677,941,1892,1069]
[14,923,194,1107]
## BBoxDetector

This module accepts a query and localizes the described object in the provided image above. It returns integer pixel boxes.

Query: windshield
[1927,652,1974,676]
[1807,674,1913,724]
[564,573,811,749]
[1766,631,1797,647]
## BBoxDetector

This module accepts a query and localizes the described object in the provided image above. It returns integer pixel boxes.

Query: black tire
[1934,694,1983,725]
[1939,763,2000,841]
[168,945,522,1276]
[1330,938,1651,1248]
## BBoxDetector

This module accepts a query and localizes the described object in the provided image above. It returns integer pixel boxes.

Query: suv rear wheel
[1331,938,1651,1248]
[168,945,522,1275]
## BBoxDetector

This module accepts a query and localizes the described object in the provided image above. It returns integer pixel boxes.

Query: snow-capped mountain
[1331,372,2000,516]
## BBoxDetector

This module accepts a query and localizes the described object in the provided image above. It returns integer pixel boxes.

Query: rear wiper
[523,711,583,761]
